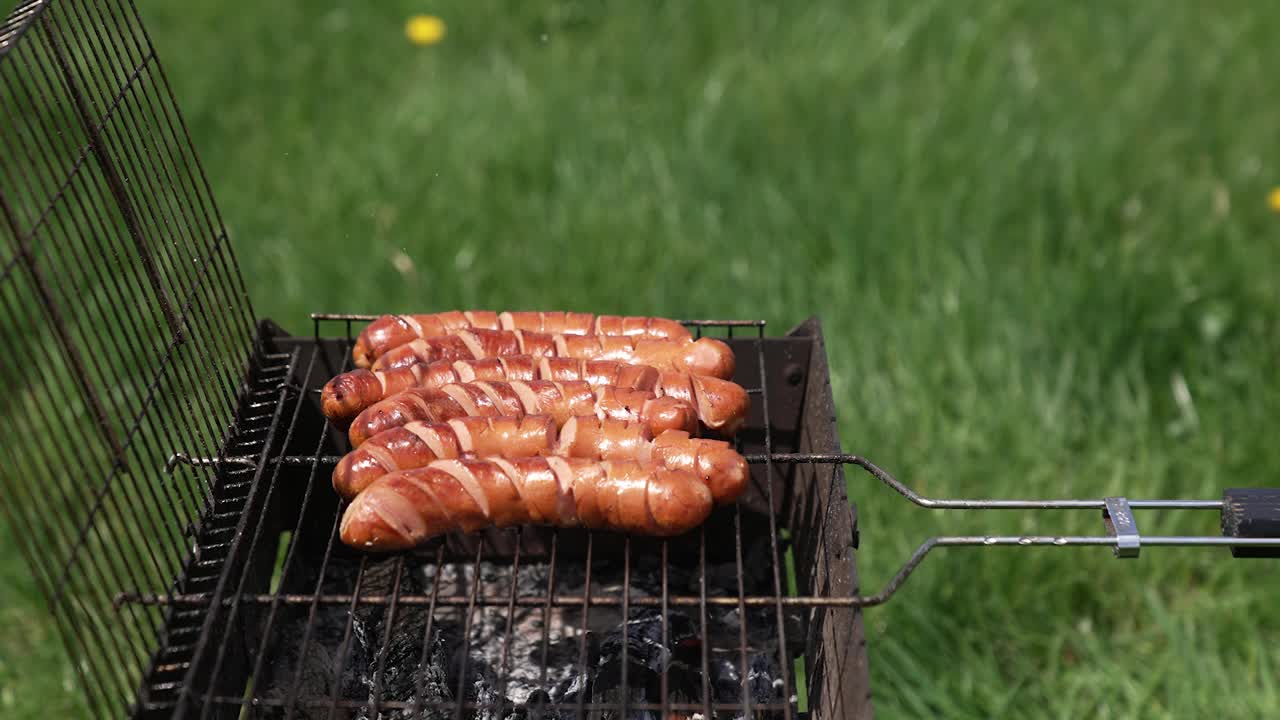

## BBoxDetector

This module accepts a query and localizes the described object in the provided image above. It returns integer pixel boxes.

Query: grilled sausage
[347,381,696,447]
[322,356,654,423]
[370,329,735,380]
[333,415,748,503]
[322,357,539,422]
[326,357,748,435]
[557,418,748,504]
[353,311,692,368]
[339,458,713,551]
[332,415,556,499]
[654,371,749,436]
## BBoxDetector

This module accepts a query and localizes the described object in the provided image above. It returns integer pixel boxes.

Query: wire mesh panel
[0,3,874,718]
[0,0,256,716]
[119,318,872,719]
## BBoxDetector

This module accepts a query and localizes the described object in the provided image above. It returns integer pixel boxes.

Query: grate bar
[144,696,795,713]
[159,451,1228,510]
[407,545,447,718]
[40,13,181,338]
[310,311,766,327]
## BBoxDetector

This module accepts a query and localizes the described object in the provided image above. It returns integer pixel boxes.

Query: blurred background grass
[3,0,1280,717]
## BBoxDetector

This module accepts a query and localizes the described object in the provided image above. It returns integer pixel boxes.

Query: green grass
[4,0,1280,717]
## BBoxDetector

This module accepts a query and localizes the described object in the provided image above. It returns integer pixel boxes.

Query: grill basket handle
[1222,488,1280,558]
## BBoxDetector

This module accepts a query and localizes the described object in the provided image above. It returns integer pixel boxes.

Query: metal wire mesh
[111,318,871,719]
[0,0,257,716]
[0,2,872,717]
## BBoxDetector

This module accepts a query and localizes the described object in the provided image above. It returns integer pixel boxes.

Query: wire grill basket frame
[0,0,258,715]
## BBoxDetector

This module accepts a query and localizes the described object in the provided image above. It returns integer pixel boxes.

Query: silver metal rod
[856,534,1280,607]
[834,454,1226,510]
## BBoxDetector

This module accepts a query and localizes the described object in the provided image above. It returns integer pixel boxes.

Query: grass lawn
[3,0,1280,717]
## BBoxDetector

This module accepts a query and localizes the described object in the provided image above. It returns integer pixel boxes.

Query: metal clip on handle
[1103,497,1140,558]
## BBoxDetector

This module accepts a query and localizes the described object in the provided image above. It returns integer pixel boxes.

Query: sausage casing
[332,415,556,499]
[321,357,748,437]
[370,329,734,380]
[322,357,538,422]
[353,311,692,367]
[347,380,696,447]
[557,417,748,504]
[339,458,713,551]
[334,415,747,503]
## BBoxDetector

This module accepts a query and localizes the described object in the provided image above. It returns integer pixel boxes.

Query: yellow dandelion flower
[405,15,446,46]
[1268,187,1280,213]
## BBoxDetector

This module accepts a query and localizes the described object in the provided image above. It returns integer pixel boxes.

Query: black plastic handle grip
[1222,488,1280,558]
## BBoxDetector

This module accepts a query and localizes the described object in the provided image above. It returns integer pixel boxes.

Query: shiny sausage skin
[339,458,712,551]
[332,415,556,499]
[321,357,747,436]
[334,414,745,503]
[370,330,521,371]
[346,382,525,447]
[348,381,696,447]
[371,330,734,380]
[321,357,538,422]
[655,372,750,437]
[353,312,692,368]
[557,417,748,504]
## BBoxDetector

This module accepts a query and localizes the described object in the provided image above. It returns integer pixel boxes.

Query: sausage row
[322,356,749,435]
[367,329,735,381]
[333,414,747,504]
[353,311,692,368]
[346,380,697,447]
[340,457,713,551]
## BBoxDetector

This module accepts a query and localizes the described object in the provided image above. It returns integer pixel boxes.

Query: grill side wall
[788,317,875,719]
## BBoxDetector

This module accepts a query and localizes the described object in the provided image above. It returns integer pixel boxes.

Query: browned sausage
[353,311,692,368]
[332,415,556,499]
[348,381,696,447]
[321,357,538,422]
[346,382,525,447]
[333,415,747,503]
[557,417,748,504]
[537,357,660,392]
[321,356,748,435]
[371,329,735,380]
[654,372,750,436]
[339,458,713,551]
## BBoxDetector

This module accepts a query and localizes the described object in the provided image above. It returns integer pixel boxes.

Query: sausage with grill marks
[339,458,713,551]
[556,417,748,504]
[353,311,691,368]
[321,356,539,422]
[324,355,748,436]
[321,356,658,423]
[347,380,696,447]
[332,415,556,499]
[370,329,735,380]
[333,415,748,503]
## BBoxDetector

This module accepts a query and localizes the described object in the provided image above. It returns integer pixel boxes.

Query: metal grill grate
[0,0,258,716]
[119,316,873,719]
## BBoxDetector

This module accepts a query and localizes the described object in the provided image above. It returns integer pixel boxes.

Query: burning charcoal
[587,610,703,719]
[252,605,362,719]
[520,690,574,720]
[710,653,786,720]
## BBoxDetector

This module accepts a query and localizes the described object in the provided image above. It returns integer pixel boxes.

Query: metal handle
[1222,488,1280,558]
[835,457,1280,607]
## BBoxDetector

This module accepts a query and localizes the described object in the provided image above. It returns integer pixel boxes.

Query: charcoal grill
[3,1,1279,719]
